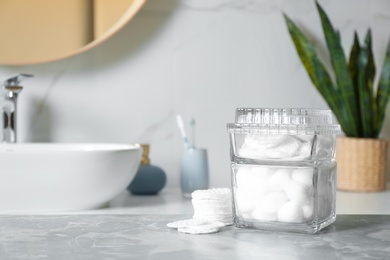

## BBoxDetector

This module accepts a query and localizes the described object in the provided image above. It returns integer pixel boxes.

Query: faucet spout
[2,73,33,143]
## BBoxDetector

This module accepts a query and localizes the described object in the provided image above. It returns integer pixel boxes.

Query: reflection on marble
[0,215,389,259]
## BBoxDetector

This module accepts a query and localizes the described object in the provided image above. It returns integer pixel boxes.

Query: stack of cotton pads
[167,188,233,234]
[239,134,314,160]
[192,188,233,225]
[167,218,225,234]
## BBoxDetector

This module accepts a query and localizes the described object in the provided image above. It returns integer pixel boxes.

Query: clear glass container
[227,108,341,234]
[228,108,341,162]
[231,162,336,233]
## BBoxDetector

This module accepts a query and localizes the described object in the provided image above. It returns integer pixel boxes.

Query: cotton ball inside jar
[302,202,314,219]
[257,191,289,214]
[283,180,312,204]
[234,188,258,214]
[252,209,278,222]
[235,166,271,197]
[235,166,252,189]
[251,166,274,195]
[251,190,287,222]
[267,168,292,191]
[291,168,314,187]
[251,166,275,180]
[236,166,271,188]
[277,202,304,223]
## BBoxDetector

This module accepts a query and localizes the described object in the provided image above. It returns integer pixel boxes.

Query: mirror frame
[2,0,145,66]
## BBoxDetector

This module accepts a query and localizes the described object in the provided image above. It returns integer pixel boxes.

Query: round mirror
[0,0,145,65]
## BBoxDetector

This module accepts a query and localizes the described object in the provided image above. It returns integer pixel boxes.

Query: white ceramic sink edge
[0,143,142,213]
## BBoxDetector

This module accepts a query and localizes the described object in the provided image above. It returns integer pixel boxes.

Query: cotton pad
[193,215,233,226]
[178,225,220,235]
[169,220,225,235]
[167,218,209,229]
[192,188,231,200]
[192,197,232,205]
[168,188,234,235]
[270,135,301,158]
[244,134,287,149]
[193,206,232,216]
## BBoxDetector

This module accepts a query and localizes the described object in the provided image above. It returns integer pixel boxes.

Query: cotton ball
[252,208,278,222]
[252,166,275,180]
[252,167,274,196]
[236,166,271,196]
[291,168,314,186]
[235,166,259,189]
[302,203,314,219]
[283,180,312,204]
[234,188,257,213]
[235,166,252,189]
[277,202,304,223]
[268,168,292,191]
[257,191,289,214]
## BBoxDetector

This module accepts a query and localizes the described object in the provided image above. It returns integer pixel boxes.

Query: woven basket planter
[336,136,388,192]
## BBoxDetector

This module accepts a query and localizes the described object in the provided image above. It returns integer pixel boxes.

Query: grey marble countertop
[0,214,389,260]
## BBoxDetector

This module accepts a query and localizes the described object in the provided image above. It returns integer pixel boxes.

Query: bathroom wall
[1,0,390,189]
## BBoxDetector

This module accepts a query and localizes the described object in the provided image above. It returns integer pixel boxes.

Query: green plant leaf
[284,14,350,133]
[376,40,390,133]
[365,29,377,136]
[316,2,359,137]
[357,30,377,137]
[348,32,362,136]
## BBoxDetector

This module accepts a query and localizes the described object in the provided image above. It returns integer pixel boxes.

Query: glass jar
[227,108,341,233]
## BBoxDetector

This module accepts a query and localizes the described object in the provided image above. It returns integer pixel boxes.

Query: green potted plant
[284,2,390,191]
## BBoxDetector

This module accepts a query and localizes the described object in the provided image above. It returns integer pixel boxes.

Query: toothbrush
[176,114,192,149]
[189,117,196,148]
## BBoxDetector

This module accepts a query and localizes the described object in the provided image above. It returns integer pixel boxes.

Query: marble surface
[0,214,389,259]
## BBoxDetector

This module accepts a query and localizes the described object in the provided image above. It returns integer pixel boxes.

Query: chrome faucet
[2,73,33,143]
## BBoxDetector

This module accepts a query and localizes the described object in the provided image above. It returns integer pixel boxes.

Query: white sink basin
[0,143,142,213]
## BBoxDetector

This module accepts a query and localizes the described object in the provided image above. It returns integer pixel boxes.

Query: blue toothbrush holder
[180,148,209,198]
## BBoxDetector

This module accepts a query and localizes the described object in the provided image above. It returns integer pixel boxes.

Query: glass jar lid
[228,108,341,135]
